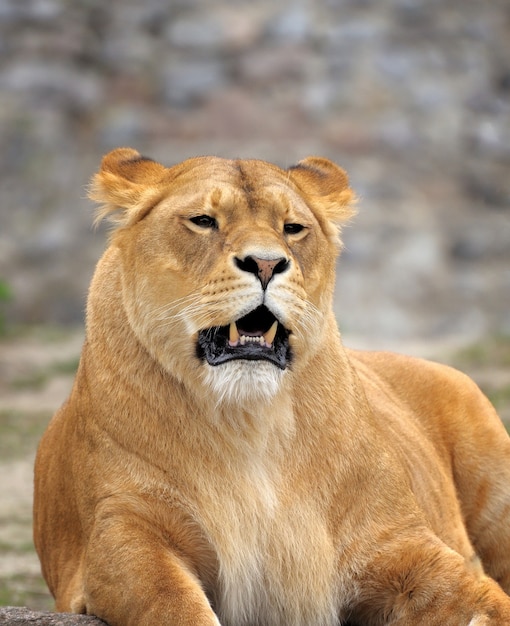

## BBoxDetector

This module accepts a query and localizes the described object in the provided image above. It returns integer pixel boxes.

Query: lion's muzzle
[196,305,291,369]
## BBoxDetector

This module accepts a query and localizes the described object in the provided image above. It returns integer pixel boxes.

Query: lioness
[34,149,510,625]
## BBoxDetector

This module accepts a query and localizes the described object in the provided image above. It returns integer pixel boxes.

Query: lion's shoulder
[347,347,500,439]
[348,347,474,391]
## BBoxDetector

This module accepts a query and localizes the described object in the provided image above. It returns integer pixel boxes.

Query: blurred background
[0,0,509,611]
[0,0,509,340]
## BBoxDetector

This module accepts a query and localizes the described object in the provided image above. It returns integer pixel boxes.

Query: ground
[0,327,508,610]
[0,329,82,610]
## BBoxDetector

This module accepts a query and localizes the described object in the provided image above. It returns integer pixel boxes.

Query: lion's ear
[288,157,356,228]
[89,148,168,227]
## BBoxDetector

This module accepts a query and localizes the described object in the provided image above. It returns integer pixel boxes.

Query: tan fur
[34,149,510,625]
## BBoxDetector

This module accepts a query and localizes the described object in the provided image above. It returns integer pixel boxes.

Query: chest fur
[194,456,346,626]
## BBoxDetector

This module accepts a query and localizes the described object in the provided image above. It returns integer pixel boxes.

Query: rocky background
[1,0,509,340]
[0,607,106,625]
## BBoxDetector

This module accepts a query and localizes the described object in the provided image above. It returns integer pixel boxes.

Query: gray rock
[161,60,227,106]
[0,607,106,626]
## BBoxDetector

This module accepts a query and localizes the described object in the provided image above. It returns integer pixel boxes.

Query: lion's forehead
[210,182,304,214]
[167,173,311,224]
[174,155,286,182]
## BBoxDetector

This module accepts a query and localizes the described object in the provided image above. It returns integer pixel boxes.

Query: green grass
[0,539,35,553]
[0,280,12,337]
[0,330,79,609]
[451,334,510,369]
[448,334,510,427]
[486,384,510,420]
[10,357,79,391]
[0,323,81,342]
[0,512,53,610]
[0,410,51,461]
[0,573,53,611]
[488,384,510,405]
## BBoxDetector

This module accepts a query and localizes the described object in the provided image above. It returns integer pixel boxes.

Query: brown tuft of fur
[89,147,169,227]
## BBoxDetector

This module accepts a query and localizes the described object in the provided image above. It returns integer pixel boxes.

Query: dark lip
[196,305,291,370]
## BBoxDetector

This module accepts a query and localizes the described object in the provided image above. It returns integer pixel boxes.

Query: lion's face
[90,150,355,404]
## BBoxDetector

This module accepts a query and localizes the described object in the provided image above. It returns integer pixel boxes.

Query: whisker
[151,291,203,318]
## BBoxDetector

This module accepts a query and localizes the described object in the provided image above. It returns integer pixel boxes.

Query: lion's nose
[235,255,289,290]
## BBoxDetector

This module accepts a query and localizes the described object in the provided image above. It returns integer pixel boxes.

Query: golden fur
[34,149,510,625]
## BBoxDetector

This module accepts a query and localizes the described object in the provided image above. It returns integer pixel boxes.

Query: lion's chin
[202,359,286,406]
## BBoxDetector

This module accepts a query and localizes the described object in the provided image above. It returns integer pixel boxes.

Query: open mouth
[196,305,291,370]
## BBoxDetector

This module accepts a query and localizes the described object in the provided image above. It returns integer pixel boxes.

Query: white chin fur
[203,359,286,406]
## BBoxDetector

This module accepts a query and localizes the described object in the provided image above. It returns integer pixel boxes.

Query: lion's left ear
[288,157,356,229]
[89,147,168,227]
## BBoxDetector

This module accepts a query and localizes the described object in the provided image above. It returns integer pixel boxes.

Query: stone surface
[0,607,106,626]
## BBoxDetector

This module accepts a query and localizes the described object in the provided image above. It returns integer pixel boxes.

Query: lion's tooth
[263,321,278,347]
[229,322,240,346]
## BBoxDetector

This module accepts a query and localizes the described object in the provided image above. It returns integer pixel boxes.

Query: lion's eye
[190,215,218,229]
[284,223,305,235]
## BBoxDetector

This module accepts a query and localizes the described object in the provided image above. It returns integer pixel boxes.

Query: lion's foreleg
[83,510,219,626]
[352,534,510,625]
[450,402,510,595]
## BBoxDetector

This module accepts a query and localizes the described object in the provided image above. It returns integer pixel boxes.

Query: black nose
[235,255,289,289]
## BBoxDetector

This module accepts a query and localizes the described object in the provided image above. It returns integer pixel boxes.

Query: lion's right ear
[89,148,168,227]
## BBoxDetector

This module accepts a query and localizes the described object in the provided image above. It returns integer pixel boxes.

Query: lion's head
[89,148,355,405]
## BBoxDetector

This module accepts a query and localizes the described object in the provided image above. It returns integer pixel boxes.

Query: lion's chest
[195,459,344,626]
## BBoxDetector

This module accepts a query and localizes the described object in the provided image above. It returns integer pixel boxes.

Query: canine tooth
[263,321,278,346]
[229,322,240,346]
